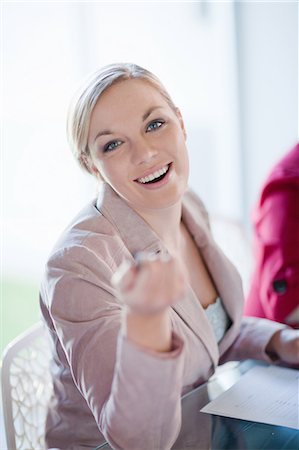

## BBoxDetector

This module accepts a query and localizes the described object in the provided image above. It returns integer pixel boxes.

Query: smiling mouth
[135,163,171,184]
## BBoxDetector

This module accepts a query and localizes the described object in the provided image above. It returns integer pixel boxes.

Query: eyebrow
[93,105,163,144]
[142,105,162,121]
[93,129,113,143]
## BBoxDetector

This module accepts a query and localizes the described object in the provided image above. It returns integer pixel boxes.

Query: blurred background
[1,1,298,356]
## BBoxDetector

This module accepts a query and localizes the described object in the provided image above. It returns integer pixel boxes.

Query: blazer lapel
[181,191,244,359]
[182,190,244,324]
[172,290,219,368]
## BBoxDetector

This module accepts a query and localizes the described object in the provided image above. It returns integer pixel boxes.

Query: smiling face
[87,78,189,213]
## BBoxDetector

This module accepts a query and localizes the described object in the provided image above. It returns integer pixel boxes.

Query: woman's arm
[219,316,299,367]
[44,246,186,450]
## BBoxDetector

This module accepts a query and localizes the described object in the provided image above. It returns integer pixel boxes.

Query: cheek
[177,142,189,178]
[173,134,189,161]
[96,159,126,185]
[171,129,187,151]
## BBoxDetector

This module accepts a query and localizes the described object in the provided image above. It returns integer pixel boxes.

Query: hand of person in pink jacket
[112,252,188,352]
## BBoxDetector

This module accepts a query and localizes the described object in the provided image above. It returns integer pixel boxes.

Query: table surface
[96,360,299,450]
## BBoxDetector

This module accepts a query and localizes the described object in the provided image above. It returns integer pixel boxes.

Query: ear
[175,107,187,140]
[90,164,103,181]
[81,153,103,180]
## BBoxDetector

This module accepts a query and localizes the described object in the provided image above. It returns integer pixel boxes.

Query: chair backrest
[1,322,53,450]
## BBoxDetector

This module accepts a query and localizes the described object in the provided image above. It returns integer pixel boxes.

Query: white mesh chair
[1,322,53,450]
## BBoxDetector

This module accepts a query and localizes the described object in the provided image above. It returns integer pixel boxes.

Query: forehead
[90,79,169,124]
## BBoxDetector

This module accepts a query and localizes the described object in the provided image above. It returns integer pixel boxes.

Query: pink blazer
[245,143,299,327]
[40,183,284,450]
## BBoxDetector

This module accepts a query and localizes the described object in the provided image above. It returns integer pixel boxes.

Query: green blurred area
[1,278,40,357]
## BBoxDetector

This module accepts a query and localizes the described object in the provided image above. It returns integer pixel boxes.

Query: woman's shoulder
[45,198,127,271]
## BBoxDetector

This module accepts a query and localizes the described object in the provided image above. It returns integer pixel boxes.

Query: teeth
[137,165,169,184]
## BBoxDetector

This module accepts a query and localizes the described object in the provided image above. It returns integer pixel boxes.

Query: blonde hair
[67,63,177,175]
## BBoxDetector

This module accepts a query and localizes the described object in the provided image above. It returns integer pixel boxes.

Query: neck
[136,201,183,256]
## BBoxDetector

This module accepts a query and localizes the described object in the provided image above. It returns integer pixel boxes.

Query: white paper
[201,365,299,430]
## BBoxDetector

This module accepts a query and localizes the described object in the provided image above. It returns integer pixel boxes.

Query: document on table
[201,365,299,430]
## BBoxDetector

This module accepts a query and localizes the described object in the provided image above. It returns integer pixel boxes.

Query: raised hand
[112,252,188,315]
[112,252,188,352]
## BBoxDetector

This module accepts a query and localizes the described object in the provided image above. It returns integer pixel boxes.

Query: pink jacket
[40,183,284,450]
[245,143,299,327]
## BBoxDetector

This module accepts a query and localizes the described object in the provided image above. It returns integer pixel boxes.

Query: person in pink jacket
[245,144,299,328]
[40,63,299,450]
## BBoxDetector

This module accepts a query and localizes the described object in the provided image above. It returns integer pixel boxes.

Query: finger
[133,251,161,267]
[111,260,136,291]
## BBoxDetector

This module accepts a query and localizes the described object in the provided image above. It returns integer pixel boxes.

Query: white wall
[3,2,239,282]
[2,2,297,283]
[2,3,96,282]
[235,1,298,230]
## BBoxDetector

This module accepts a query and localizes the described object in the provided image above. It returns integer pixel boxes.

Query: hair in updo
[67,63,177,175]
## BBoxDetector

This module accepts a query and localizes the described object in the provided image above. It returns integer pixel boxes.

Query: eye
[103,140,123,153]
[146,120,165,132]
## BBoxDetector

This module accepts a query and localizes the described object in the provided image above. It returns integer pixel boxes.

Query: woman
[40,63,299,450]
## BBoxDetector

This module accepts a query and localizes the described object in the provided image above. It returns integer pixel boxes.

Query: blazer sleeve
[219,316,286,365]
[43,244,185,450]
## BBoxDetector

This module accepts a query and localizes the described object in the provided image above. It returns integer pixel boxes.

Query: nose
[130,137,158,166]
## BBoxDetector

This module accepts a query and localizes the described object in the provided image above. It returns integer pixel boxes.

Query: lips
[134,163,171,184]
